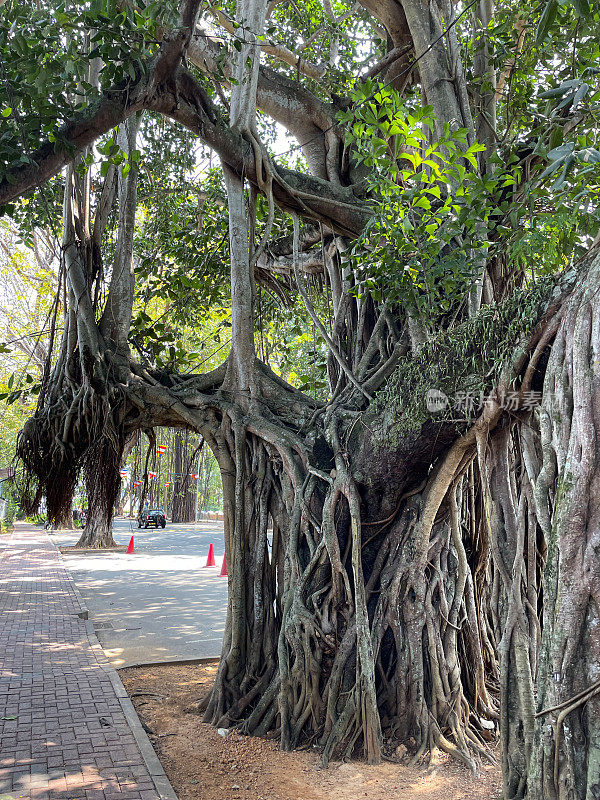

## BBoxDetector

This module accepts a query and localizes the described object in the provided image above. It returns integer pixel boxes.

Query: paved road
[0,525,174,800]
[51,519,228,668]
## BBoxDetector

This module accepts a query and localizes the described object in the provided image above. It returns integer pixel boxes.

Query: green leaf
[1,108,12,117]
[547,142,574,161]
[535,0,559,44]
[578,147,600,163]
[553,155,576,189]
[413,196,431,210]
[571,0,591,15]
[538,79,580,99]
[548,126,564,151]
[571,82,589,109]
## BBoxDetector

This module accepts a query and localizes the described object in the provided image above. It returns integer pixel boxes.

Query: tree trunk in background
[75,115,140,546]
[201,453,213,513]
[172,430,197,522]
[53,507,74,530]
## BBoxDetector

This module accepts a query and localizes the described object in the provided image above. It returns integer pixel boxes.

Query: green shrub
[27,512,47,526]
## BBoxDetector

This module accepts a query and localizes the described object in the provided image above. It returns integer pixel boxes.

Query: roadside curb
[52,534,179,800]
[101,662,179,800]
[124,655,221,669]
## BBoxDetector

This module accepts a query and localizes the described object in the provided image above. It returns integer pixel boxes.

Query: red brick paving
[0,527,162,799]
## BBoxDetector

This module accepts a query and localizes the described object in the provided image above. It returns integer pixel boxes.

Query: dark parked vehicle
[138,508,166,529]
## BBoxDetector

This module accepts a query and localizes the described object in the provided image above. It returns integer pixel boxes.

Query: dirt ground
[119,663,502,800]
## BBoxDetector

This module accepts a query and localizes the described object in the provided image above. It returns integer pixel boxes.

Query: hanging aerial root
[16,413,78,524]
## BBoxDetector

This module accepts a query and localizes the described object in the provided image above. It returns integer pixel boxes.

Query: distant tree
[171,430,199,522]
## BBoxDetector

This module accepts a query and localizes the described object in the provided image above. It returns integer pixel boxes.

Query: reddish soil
[119,663,502,800]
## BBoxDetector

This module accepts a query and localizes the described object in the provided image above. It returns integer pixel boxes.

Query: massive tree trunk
[200,250,599,780]
[526,253,600,800]
[76,435,121,548]
[200,359,504,766]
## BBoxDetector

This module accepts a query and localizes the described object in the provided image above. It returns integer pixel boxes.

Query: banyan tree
[1,0,599,797]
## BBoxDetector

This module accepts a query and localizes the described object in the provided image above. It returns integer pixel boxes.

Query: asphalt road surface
[52,518,228,668]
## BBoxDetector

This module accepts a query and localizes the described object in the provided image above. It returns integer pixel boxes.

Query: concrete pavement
[0,524,176,800]
[51,519,228,668]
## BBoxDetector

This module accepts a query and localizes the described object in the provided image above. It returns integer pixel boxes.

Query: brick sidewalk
[0,526,169,800]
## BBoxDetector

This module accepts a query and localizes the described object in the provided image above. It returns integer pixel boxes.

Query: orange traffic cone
[126,536,134,554]
[205,543,216,567]
[220,553,228,577]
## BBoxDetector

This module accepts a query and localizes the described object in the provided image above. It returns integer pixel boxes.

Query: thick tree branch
[152,68,370,236]
[0,84,146,207]
[0,0,202,207]
[2,73,369,239]
[188,30,343,180]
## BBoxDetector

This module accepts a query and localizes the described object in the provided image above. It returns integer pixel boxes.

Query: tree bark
[99,115,141,349]
[172,431,198,523]
[527,252,600,800]
[53,507,75,530]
